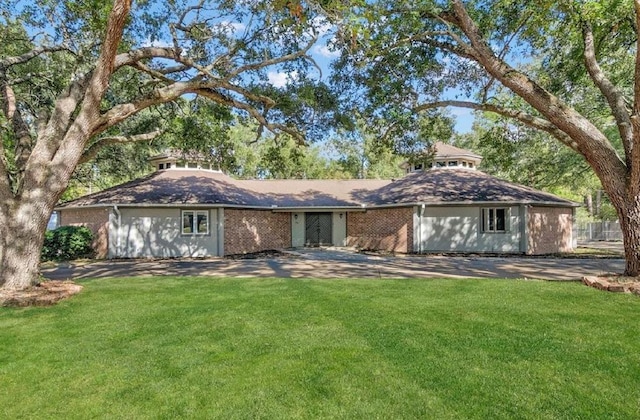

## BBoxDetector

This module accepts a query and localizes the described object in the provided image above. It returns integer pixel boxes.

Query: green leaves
[455,112,595,197]
[42,226,94,261]
[163,98,236,172]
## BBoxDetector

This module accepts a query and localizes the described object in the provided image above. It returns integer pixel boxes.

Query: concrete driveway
[41,248,625,281]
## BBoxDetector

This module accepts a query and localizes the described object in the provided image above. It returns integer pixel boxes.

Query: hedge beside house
[42,226,94,261]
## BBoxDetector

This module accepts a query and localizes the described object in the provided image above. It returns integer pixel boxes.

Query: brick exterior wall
[346,207,414,253]
[527,206,573,254]
[58,208,110,258]
[224,209,291,255]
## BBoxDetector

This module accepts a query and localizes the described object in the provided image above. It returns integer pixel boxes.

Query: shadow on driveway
[41,248,625,281]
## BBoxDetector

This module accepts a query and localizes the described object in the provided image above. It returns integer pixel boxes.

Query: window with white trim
[482,208,508,232]
[182,210,209,235]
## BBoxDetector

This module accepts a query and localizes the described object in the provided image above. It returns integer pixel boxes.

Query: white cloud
[267,70,299,87]
[220,21,246,34]
[141,37,172,48]
[310,16,333,37]
[313,44,340,59]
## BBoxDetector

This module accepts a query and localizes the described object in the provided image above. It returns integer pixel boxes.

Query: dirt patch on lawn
[0,281,83,307]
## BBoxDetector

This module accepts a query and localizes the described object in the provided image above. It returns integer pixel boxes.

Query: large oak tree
[332,0,640,275]
[0,0,331,291]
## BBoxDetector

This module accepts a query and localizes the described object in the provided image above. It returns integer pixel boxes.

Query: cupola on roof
[148,150,222,172]
[402,142,483,174]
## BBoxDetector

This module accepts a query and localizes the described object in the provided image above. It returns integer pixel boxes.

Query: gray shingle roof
[433,142,482,160]
[365,169,576,205]
[57,168,576,209]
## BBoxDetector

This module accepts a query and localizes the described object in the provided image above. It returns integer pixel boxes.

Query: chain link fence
[574,221,623,243]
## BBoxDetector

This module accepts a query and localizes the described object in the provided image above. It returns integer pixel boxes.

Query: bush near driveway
[41,225,94,261]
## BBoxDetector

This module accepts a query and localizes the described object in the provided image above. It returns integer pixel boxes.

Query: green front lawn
[1,278,639,419]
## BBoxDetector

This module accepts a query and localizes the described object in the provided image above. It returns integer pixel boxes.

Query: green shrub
[42,226,94,261]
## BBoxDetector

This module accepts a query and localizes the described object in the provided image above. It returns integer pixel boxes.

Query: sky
[450,109,474,133]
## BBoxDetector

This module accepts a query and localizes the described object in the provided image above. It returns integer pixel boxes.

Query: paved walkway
[41,248,625,281]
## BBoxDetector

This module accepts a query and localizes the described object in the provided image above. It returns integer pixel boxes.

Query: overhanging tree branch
[90,82,194,136]
[130,62,175,84]
[79,130,163,164]
[0,45,71,69]
[395,33,477,61]
[481,13,533,103]
[394,7,479,61]
[218,81,276,108]
[414,100,577,149]
[37,74,93,156]
[582,20,633,160]
[113,47,181,71]
[228,34,318,78]
[87,77,301,148]
[193,88,305,143]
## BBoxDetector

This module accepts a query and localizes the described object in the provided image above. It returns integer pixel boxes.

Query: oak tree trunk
[0,200,53,290]
[0,1,132,292]
[617,196,640,276]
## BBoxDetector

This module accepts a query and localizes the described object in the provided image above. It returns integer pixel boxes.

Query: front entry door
[305,212,332,246]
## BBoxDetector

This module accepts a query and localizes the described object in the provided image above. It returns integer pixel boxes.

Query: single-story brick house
[56,143,578,258]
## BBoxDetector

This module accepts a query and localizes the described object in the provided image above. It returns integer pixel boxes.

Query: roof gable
[433,142,482,160]
[369,169,575,205]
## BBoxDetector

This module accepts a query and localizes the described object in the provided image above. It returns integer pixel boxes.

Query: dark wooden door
[305,213,332,246]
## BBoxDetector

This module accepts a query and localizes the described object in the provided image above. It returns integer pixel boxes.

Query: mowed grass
[1,278,639,419]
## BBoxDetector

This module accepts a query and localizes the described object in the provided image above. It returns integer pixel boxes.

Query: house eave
[415,200,580,208]
[270,206,367,212]
[56,199,578,212]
